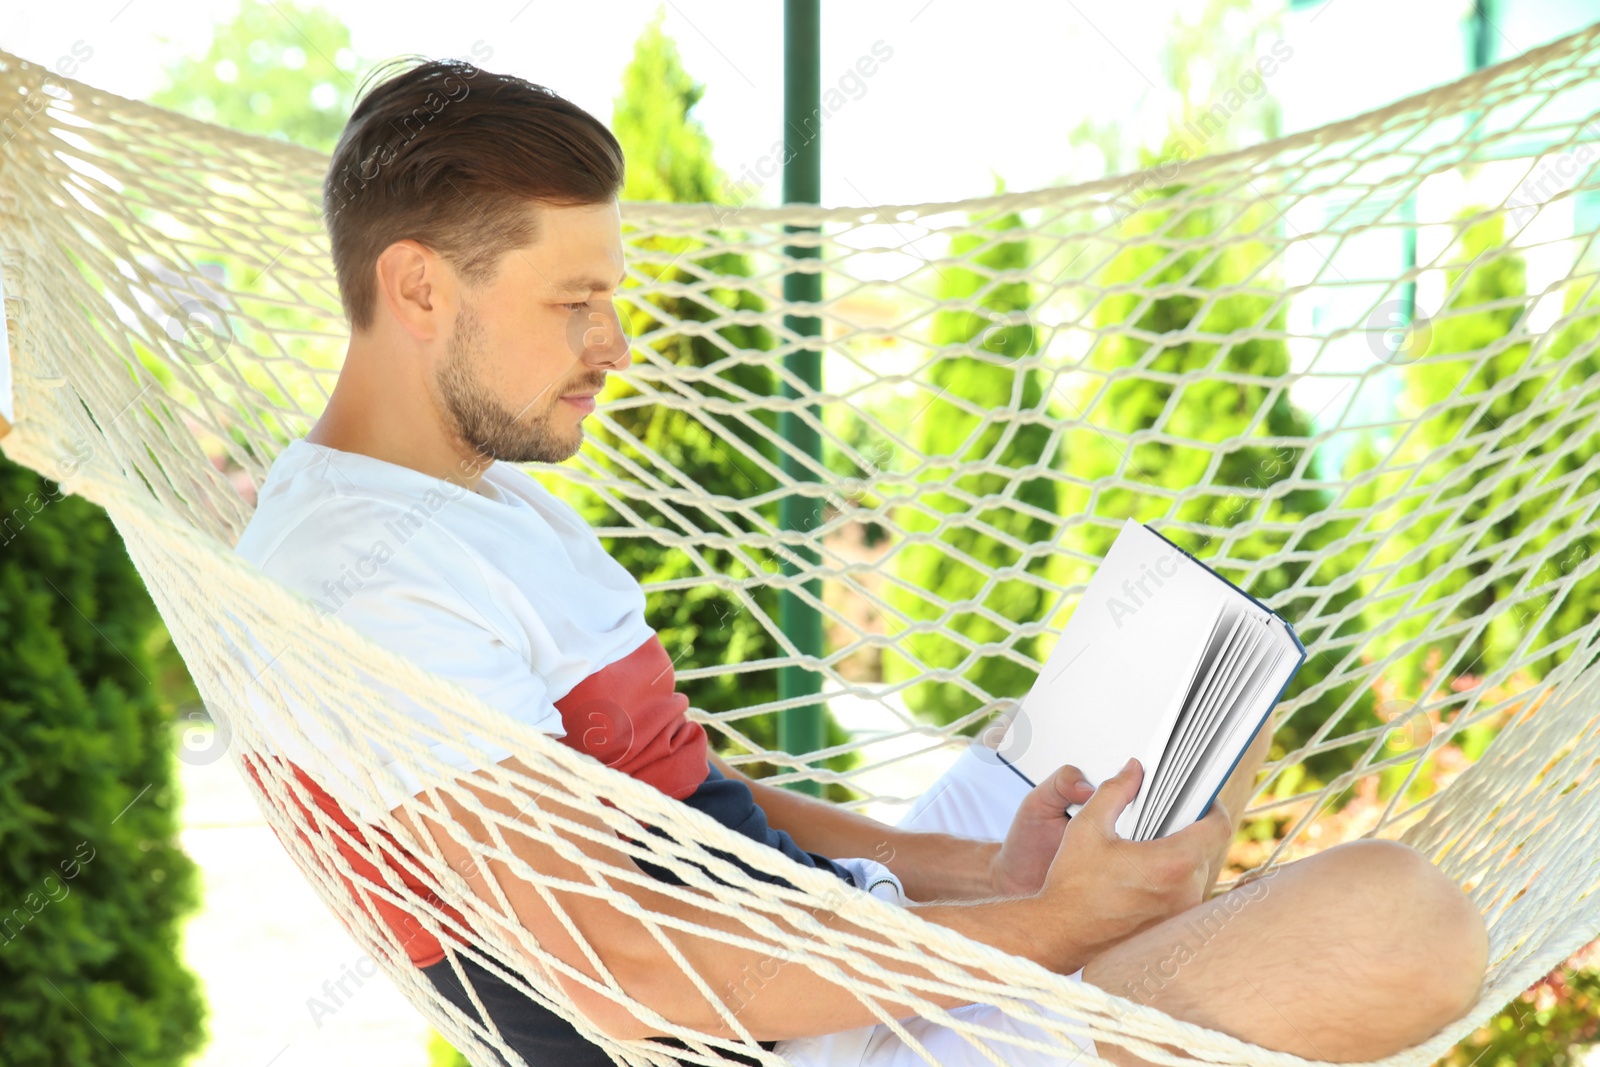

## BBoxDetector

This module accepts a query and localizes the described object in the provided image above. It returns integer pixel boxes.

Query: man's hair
[323,57,626,331]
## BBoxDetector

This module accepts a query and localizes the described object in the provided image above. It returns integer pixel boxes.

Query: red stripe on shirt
[250,632,710,968]
[551,632,709,801]
[242,752,475,969]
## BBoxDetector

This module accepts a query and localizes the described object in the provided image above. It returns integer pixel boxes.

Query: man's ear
[373,239,449,342]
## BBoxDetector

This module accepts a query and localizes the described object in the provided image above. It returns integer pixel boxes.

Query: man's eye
[562,301,590,311]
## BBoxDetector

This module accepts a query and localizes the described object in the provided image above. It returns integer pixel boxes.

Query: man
[234,57,1490,1067]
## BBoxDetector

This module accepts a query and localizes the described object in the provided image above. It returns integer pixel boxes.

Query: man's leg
[1081,838,1490,1067]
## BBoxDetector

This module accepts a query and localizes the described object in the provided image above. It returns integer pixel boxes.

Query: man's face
[433,198,630,465]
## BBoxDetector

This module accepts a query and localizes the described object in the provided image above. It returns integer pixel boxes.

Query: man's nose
[580,301,632,370]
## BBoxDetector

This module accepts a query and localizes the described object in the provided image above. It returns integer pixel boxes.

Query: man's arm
[707,751,1001,902]
[396,754,1044,1042]
[392,753,1228,1044]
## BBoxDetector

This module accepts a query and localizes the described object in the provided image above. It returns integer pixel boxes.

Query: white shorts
[774,743,1099,1066]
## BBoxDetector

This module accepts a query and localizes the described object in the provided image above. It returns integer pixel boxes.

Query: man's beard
[435,300,593,465]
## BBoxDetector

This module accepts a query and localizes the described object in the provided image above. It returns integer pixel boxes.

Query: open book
[996,518,1305,841]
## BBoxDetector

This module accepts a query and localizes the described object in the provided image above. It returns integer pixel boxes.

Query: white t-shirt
[231,438,656,821]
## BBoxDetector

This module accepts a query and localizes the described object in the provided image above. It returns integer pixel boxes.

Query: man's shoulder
[233,441,646,630]
[234,445,479,595]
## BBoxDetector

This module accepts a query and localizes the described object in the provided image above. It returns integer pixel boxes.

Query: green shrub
[0,454,204,1064]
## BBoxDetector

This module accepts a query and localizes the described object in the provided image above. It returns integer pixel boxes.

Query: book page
[1145,614,1267,838]
[1137,605,1247,838]
[1139,614,1272,837]
[1154,632,1296,839]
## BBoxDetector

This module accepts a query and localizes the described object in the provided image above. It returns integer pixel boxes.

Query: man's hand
[987,763,1096,897]
[1029,756,1235,972]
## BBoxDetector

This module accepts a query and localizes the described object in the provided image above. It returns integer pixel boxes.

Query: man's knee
[1317,839,1489,1018]
[1079,839,1490,1062]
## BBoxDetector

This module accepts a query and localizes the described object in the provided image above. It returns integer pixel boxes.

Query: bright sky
[7,1,1588,203]
[4,0,1205,207]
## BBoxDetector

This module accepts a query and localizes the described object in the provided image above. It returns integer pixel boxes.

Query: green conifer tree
[1361,211,1600,698]
[0,457,204,1064]
[880,205,1059,728]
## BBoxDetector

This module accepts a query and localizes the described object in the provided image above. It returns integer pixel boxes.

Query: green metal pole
[778,0,825,794]
[1468,0,1494,72]
[1461,0,1494,145]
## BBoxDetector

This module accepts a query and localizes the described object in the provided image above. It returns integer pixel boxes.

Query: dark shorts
[420,949,776,1066]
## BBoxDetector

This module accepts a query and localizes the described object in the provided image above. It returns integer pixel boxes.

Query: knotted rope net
[5,20,1600,1065]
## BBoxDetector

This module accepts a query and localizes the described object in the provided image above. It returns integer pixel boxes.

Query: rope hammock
[5,19,1600,1064]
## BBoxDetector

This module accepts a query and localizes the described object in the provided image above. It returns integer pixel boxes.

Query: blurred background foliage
[149,0,359,152]
[0,457,204,1064]
[880,202,1061,730]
